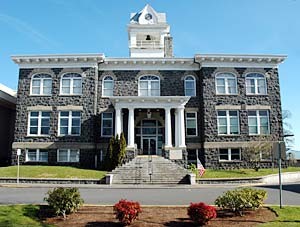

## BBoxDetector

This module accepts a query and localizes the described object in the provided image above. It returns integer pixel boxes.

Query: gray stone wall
[200,67,283,168]
[12,67,98,166]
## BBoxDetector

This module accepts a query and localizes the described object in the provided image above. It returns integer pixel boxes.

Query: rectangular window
[217,110,239,135]
[219,148,241,161]
[186,112,197,136]
[101,112,113,137]
[26,149,48,162]
[248,110,270,135]
[57,149,80,162]
[59,111,81,136]
[28,111,50,136]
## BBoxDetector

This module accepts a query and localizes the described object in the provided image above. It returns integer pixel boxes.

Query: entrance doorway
[142,137,156,155]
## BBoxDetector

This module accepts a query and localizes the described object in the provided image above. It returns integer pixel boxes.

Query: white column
[115,108,122,137]
[128,108,135,148]
[165,107,172,148]
[175,110,179,147]
[178,107,186,147]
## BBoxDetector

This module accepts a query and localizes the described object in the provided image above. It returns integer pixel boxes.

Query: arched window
[60,73,82,95]
[102,76,114,97]
[138,75,160,96]
[246,73,267,95]
[215,73,237,95]
[31,73,52,95]
[184,76,196,96]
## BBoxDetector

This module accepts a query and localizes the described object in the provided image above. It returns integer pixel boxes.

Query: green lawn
[0,205,52,227]
[0,165,107,179]
[201,167,300,179]
[260,206,300,227]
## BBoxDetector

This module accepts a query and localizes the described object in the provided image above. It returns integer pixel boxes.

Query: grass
[0,165,107,179]
[0,205,52,227]
[201,167,300,179]
[260,206,300,227]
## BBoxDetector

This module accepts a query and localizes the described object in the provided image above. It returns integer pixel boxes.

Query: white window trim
[138,75,160,97]
[184,75,196,96]
[217,110,240,135]
[30,73,52,96]
[215,72,238,95]
[102,76,114,97]
[185,111,198,137]
[219,148,241,162]
[27,111,50,136]
[57,149,80,162]
[248,110,270,135]
[245,72,267,95]
[25,149,48,162]
[101,112,113,137]
[60,73,82,95]
[58,111,81,136]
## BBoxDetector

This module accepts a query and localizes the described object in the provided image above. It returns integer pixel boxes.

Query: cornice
[11,53,105,68]
[195,54,287,68]
[101,58,199,71]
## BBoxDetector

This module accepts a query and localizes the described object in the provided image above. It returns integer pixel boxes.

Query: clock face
[145,13,152,20]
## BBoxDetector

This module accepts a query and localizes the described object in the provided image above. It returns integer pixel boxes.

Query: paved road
[0,183,299,205]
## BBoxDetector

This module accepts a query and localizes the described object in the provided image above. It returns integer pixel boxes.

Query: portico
[110,96,190,156]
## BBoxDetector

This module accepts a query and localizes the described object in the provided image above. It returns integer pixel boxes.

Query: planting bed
[42,206,276,227]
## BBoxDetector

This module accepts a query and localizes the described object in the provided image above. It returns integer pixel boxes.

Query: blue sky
[1,0,300,153]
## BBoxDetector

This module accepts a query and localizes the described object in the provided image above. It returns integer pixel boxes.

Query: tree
[243,137,273,171]
[118,132,127,165]
[104,133,127,171]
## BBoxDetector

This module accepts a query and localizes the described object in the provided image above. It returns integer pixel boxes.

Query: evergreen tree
[118,132,127,165]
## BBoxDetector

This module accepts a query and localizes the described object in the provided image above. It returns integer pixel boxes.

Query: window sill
[25,161,48,163]
[26,135,50,137]
[59,94,83,97]
[246,94,268,96]
[216,94,238,96]
[218,134,240,137]
[29,94,52,97]
[249,134,270,136]
[57,135,81,137]
[57,161,79,163]
[219,160,242,163]
[186,135,198,138]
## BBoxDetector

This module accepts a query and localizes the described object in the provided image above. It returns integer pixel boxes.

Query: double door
[142,137,156,155]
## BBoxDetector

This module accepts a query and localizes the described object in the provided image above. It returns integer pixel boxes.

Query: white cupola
[128,4,173,58]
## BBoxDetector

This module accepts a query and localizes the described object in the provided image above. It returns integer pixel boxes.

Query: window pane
[185,89,195,96]
[260,126,270,134]
[30,118,38,126]
[248,118,257,126]
[31,112,39,117]
[60,119,69,126]
[30,127,38,134]
[187,119,196,128]
[218,126,227,134]
[104,81,113,89]
[60,111,69,117]
[103,113,112,118]
[230,126,239,134]
[42,112,50,117]
[103,128,112,136]
[185,81,194,89]
[71,127,80,135]
[248,111,256,116]
[70,150,79,162]
[72,111,80,117]
[39,151,48,162]
[218,111,226,116]
[58,150,68,162]
[103,119,112,127]
[249,126,258,134]
[187,128,196,135]
[32,87,40,95]
[218,118,227,125]
[140,81,148,89]
[60,127,68,135]
[27,150,37,161]
[216,78,225,86]
[186,113,196,118]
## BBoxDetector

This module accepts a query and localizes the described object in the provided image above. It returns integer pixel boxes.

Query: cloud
[0,13,58,48]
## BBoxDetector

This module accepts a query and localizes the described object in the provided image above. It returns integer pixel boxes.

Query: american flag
[197,158,206,177]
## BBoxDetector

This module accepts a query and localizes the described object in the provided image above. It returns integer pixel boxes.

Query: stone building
[11,5,286,170]
[0,84,16,166]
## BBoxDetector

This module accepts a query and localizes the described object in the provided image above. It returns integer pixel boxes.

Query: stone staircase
[110,155,190,184]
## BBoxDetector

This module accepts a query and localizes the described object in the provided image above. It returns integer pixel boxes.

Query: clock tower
[128,4,173,58]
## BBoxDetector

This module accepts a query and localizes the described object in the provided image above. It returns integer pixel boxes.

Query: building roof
[0,83,17,109]
[130,4,166,25]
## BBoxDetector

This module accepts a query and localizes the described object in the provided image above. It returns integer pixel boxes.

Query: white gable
[130,4,166,25]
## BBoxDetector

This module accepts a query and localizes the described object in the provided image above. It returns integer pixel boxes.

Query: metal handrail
[136,40,162,49]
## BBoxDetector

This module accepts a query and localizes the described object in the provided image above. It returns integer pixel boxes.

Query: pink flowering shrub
[187,202,217,225]
[113,199,142,225]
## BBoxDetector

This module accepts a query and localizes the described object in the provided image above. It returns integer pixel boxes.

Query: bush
[187,202,217,225]
[44,187,84,219]
[113,199,142,225]
[215,187,267,216]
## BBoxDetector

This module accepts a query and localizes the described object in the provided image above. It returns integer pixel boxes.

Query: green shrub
[187,202,217,225]
[215,187,267,216]
[44,187,84,219]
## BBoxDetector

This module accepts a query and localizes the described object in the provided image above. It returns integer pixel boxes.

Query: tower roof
[130,4,166,25]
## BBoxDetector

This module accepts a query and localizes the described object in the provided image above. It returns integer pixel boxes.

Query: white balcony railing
[135,40,162,49]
